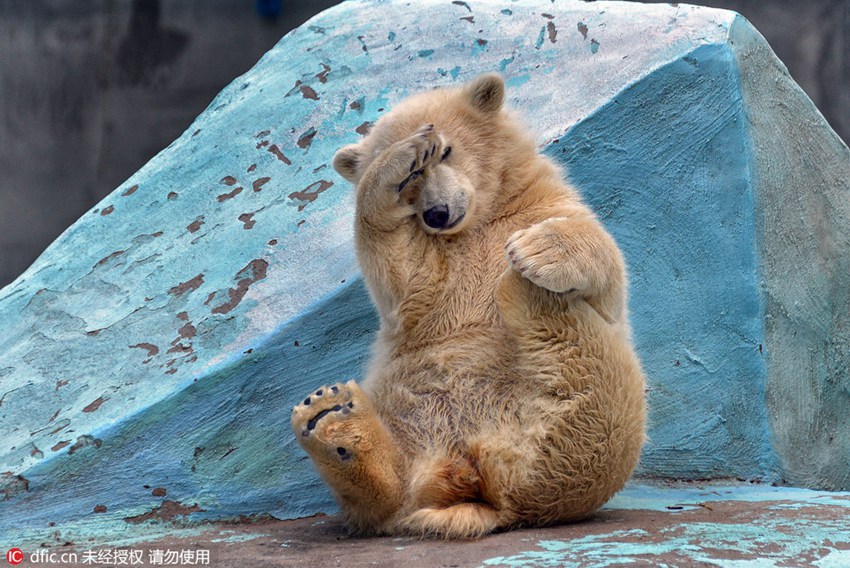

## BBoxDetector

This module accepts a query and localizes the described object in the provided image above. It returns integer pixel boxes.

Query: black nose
[423,205,450,229]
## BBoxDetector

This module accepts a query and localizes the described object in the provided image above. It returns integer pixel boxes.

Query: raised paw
[505,221,588,294]
[291,380,366,463]
[393,125,447,193]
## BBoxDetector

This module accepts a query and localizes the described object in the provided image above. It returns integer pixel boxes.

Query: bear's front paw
[388,124,446,193]
[291,380,367,463]
[505,222,588,294]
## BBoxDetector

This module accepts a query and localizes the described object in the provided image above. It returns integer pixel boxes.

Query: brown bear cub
[291,74,646,539]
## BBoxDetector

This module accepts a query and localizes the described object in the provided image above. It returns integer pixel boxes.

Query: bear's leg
[394,454,506,538]
[291,380,404,534]
[505,212,626,323]
[400,503,502,539]
[493,268,647,524]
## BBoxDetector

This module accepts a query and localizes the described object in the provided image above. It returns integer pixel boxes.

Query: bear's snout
[423,205,451,229]
[418,164,472,234]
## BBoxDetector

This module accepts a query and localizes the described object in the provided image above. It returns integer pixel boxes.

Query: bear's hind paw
[291,381,364,462]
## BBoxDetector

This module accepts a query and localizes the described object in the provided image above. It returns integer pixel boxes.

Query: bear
[291,74,646,539]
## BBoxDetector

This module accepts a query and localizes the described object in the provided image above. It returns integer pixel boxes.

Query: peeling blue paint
[438,66,462,80]
[535,26,546,49]
[505,73,531,89]
[472,38,488,56]
[483,483,850,568]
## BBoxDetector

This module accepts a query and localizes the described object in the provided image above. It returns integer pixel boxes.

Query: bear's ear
[332,144,363,183]
[465,73,505,114]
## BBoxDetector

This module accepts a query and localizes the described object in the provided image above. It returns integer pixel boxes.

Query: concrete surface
[1,0,850,551]
[11,481,850,567]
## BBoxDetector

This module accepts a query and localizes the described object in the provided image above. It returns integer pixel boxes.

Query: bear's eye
[441,146,452,161]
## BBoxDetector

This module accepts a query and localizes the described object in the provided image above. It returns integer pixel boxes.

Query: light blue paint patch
[210,532,270,543]
[534,26,546,49]
[482,509,850,567]
[499,56,515,72]
[501,9,512,16]
[608,481,850,512]
[472,39,488,56]
[417,49,435,59]
[506,73,531,89]
[816,551,850,568]
[1,511,210,551]
[388,31,396,41]
[590,38,600,54]
[552,43,778,481]
[437,66,462,79]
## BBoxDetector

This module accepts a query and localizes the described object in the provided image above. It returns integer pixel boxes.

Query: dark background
[0,0,847,287]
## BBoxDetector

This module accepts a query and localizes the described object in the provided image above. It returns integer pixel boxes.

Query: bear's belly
[366,333,521,451]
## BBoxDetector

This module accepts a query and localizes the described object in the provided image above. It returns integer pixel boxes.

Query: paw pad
[336,447,352,461]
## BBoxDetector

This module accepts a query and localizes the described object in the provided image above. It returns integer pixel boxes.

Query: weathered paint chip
[1,473,30,499]
[316,63,331,83]
[297,128,318,149]
[216,186,243,202]
[68,435,102,455]
[578,21,588,39]
[452,0,471,12]
[210,259,269,315]
[238,213,256,230]
[268,145,291,165]
[168,274,205,297]
[124,501,204,524]
[252,177,271,192]
[187,217,205,233]
[82,397,107,413]
[288,180,334,212]
[121,185,139,197]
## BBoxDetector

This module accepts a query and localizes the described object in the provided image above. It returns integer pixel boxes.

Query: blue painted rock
[1,0,849,545]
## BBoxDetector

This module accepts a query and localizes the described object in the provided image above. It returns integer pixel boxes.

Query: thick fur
[292,74,647,539]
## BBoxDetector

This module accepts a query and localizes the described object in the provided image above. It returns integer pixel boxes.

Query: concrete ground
[15,481,850,567]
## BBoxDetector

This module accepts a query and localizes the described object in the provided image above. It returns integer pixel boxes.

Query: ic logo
[5,549,23,565]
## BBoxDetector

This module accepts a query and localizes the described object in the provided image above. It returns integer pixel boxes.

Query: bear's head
[333,74,536,235]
